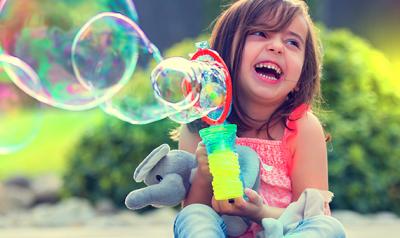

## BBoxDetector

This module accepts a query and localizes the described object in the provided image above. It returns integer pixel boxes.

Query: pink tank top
[234,104,309,238]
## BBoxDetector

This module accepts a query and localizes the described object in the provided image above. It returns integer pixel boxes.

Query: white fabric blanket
[260,188,333,238]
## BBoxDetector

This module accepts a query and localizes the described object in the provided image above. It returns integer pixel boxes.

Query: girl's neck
[239,99,278,128]
[239,122,285,140]
[237,100,285,140]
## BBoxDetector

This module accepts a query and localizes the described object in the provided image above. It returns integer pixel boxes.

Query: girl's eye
[252,31,267,38]
[287,39,300,48]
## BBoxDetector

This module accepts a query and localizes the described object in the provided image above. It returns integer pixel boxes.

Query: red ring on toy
[190,48,232,125]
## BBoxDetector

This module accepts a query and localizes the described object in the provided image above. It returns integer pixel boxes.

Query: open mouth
[254,62,283,81]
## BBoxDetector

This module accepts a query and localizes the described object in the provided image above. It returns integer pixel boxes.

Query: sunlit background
[313,0,400,72]
[0,0,399,237]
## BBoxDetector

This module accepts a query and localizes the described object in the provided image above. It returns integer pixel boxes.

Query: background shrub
[320,28,400,214]
[63,117,178,211]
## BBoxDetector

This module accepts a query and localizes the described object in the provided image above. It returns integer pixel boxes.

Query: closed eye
[287,39,300,48]
[251,31,267,38]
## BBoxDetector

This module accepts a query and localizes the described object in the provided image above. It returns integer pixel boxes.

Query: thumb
[244,188,263,206]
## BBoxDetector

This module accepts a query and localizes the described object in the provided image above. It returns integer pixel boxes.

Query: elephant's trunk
[125,173,186,210]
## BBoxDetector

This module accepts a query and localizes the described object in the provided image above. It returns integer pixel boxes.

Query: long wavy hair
[188,0,322,139]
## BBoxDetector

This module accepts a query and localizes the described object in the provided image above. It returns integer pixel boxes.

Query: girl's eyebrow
[288,31,305,45]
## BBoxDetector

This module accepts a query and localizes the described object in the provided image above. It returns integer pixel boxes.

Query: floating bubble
[100,39,170,124]
[151,50,230,124]
[106,0,138,22]
[0,0,138,110]
[151,57,201,111]
[0,55,42,154]
[0,1,5,12]
[71,12,141,101]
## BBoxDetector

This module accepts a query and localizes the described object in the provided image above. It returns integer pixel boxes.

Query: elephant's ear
[134,144,170,182]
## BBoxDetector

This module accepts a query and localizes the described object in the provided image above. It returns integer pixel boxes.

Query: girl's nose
[267,38,283,54]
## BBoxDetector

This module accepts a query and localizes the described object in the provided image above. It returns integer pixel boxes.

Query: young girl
[175,0,345,237]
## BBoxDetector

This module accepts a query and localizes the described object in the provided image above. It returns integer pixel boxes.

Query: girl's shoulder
[286,104,322,131]
[295,109,324,138]
[284,104,325,151]
[284,105,327,174]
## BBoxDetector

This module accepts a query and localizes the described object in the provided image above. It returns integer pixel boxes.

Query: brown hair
[187,0,322,139]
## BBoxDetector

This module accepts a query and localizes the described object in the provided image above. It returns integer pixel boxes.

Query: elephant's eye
[156,175,163,182]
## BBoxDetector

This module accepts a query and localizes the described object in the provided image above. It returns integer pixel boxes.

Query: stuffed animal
[125,143,260,236]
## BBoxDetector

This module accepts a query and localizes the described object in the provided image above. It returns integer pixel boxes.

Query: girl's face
[238,14,308,107]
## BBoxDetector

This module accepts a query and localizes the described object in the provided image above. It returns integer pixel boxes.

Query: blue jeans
[174,204,346,238]
[174,204,227,238]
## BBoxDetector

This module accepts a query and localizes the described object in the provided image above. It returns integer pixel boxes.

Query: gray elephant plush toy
[125,143,260,237]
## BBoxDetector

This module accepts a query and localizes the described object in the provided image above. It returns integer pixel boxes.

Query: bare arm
[179,125,213,207]
[290,112,329,201]
[253,113,328,221]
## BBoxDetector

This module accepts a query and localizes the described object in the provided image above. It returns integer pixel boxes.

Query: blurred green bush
[320,28,400,215]
[63,117,177,210]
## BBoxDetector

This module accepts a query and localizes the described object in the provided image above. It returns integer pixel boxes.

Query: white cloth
[261,188,334,238]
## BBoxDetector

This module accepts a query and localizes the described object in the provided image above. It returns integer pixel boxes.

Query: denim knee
[174,204,226,238]
[316,215,346,238]
[287,215,346,238]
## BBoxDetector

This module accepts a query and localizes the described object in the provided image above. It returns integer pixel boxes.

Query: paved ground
[0,224,400,238]
[1,223,399,238]
[1,211,399,237]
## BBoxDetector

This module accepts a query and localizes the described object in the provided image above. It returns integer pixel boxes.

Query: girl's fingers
[230,197,247,210]
[195,143,208,158]
[212,199,230,211]
[212,197,246,214]
[244,188,263,206]
[211,197,222,212]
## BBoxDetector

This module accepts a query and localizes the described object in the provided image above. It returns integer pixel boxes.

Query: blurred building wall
[316,0,400,60]
[134,0,399,60]
[134,0,205,52]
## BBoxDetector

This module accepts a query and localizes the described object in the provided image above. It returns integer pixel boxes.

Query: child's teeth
[255,63,282,75]
[259,73,278,80]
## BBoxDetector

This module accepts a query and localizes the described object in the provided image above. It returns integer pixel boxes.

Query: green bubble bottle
[199,124,243,200]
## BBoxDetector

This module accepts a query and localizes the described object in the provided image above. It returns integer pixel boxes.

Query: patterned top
[234,103,310,238]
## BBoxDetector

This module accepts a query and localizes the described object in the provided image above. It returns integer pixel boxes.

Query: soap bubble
[151,57,201,111]
[71,12,144,101]
[0,55,42,154]
[0,0,138,110]
[151,55,229,124]
[100,40,171,124]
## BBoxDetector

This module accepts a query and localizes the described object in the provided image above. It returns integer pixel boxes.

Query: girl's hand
[195,141,213,183]
[211,188,266,223]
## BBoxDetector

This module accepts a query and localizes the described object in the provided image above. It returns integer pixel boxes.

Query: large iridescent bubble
[151,46,231,125]
[100,37,172,124]
[71,12,141,100]
[0,55,42,154]
[0,0,138,110]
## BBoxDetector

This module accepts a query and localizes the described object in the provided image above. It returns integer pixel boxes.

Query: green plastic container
[199,124,243,200]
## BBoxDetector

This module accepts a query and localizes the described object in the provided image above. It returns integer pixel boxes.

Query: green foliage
[63,118,178,210]
[320,28,400,214]
[0,109,103,179]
